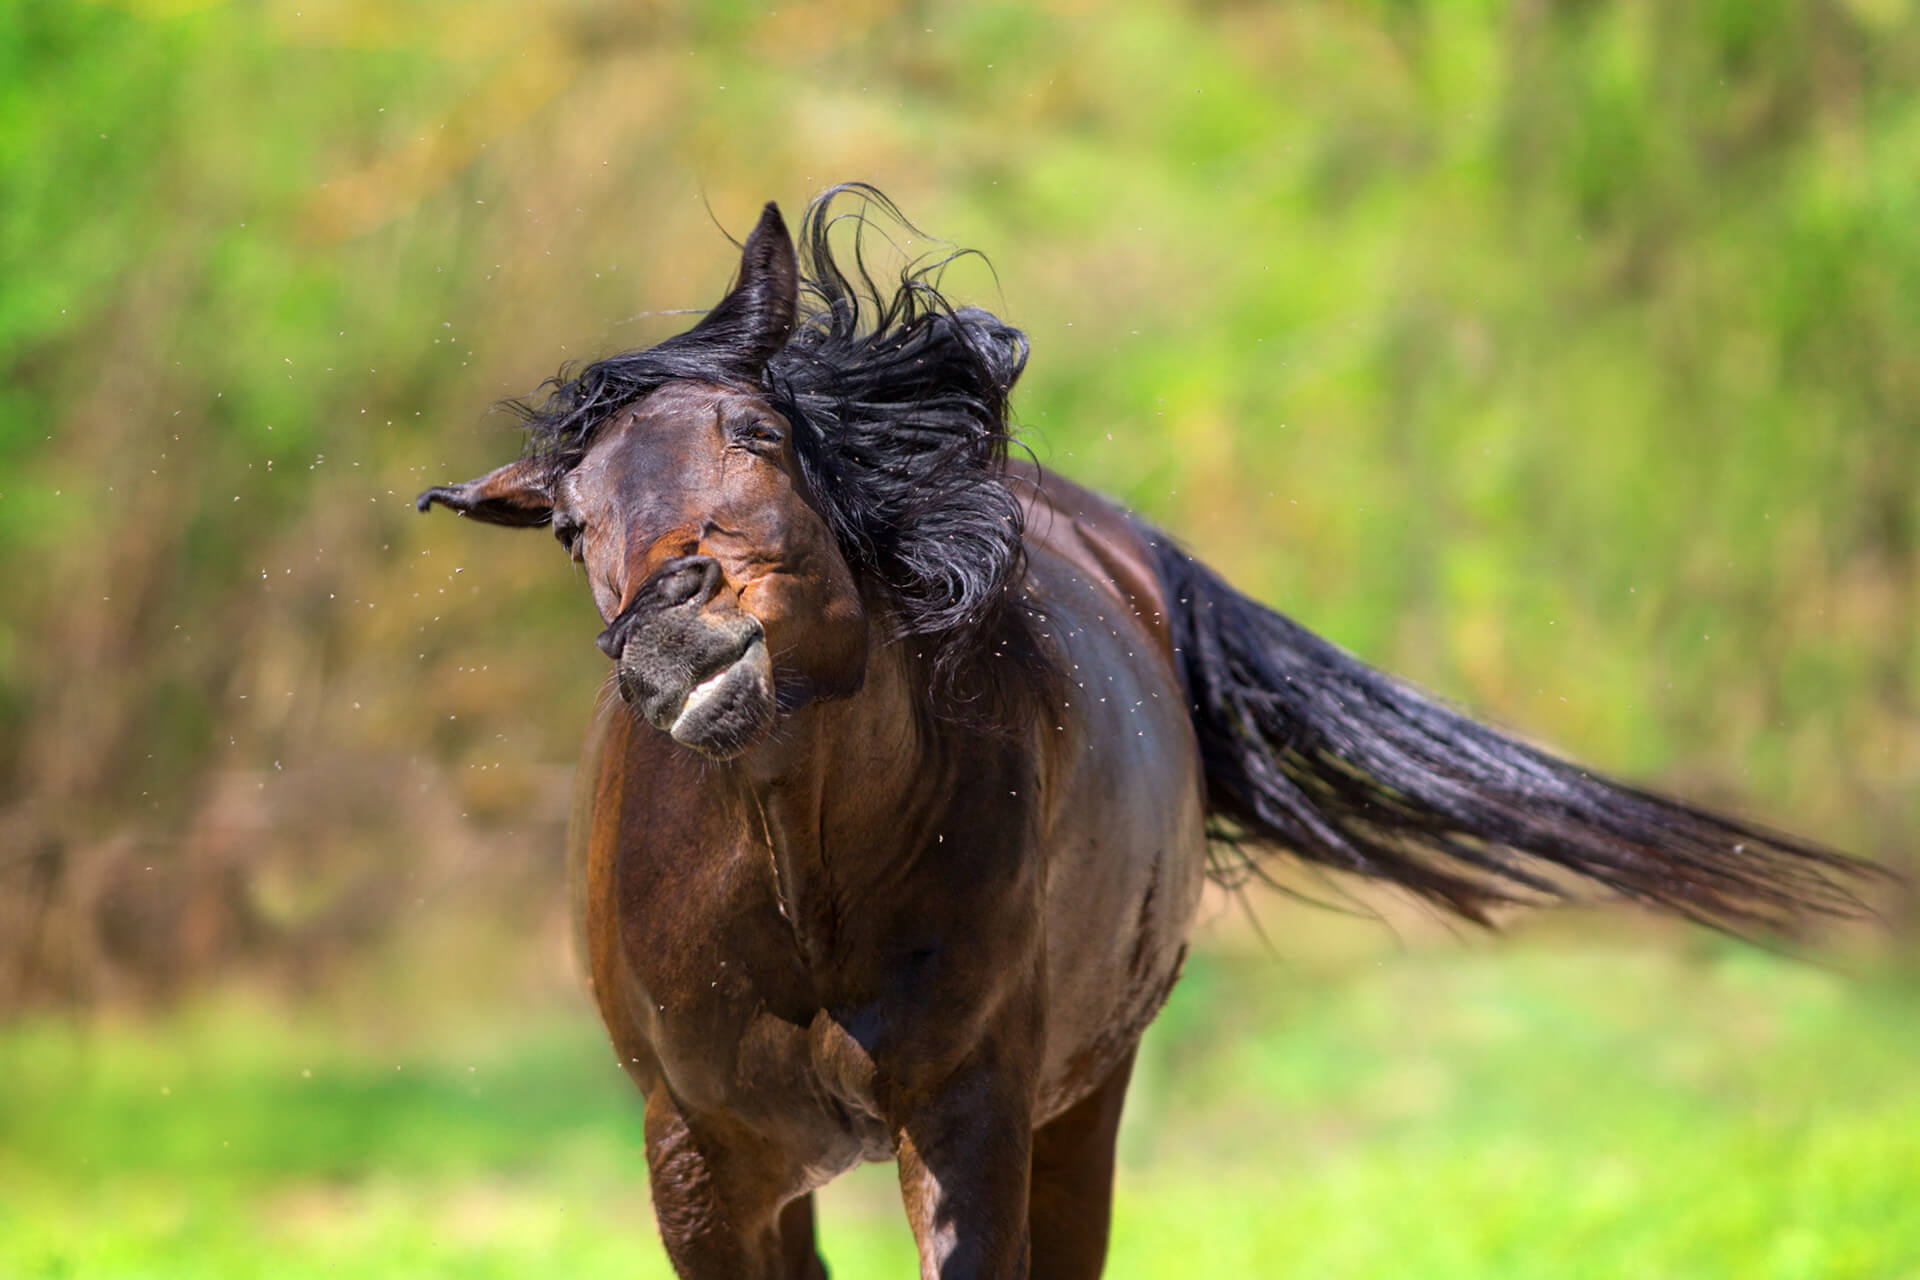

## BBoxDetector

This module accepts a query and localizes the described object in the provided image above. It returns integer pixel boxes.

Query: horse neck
[737,631,964,965]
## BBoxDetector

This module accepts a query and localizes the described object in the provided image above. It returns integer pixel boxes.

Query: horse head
[417,205,868,759]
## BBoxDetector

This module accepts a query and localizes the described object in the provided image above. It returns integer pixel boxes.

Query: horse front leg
[893,1059,1037,1280]
[643,1085,825,1280]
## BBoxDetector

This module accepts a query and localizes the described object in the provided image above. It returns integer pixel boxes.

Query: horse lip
[688,618,763,685]
[622,618,765,724]
[687,630,761,695]
[668,634,769,738]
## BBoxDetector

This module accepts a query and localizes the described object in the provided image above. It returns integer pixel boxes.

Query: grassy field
[5,931,1915,1279]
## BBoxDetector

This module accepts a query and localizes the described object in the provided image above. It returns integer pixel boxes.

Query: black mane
[508,184,1050,717]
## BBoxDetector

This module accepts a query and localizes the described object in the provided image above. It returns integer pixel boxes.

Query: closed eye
[726,415,785,453]
[552,516,585,560]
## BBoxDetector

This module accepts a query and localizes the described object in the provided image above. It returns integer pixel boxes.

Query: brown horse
[418,186,1878,1279]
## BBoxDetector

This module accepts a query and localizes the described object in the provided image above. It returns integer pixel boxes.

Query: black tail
[1142,530,1887,934]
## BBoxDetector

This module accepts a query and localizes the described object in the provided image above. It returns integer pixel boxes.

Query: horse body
[564,462,1205,1274]
[421,187,1879,1278]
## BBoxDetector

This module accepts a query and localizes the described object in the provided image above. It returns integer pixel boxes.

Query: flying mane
[507,184,1050,714]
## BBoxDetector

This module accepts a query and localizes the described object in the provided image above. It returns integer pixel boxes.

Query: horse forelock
[505,184,1057,726]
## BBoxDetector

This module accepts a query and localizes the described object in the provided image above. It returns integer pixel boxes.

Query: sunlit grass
[5,937,1915,1278]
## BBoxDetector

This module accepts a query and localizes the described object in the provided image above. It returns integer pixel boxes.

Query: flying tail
[1139,528,1886,933]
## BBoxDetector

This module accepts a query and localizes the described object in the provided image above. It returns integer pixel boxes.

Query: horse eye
[552,516,585,559]
[730,418,784,451]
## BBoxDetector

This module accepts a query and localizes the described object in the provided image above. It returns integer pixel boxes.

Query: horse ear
[414,456,553,527]
[684,202,799,376]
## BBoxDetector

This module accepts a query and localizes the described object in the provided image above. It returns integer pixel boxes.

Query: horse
[416,185,1879,1279]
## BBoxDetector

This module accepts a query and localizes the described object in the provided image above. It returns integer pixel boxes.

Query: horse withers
[417,187,1879,1279]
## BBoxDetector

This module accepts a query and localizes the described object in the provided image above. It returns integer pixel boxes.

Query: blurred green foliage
[6,3,1916,933]
[5,2,1918,998]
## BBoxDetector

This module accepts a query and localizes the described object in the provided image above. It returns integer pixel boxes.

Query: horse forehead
[631,378,783,434]
[584,384,737,489]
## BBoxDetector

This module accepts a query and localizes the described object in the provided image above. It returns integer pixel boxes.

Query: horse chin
[660,636,776,760]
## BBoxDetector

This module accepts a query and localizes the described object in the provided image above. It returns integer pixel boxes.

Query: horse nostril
[655,555,724,608]
[597,557,728,662]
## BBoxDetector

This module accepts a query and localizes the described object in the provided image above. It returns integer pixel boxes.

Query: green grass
[4,936,1916,1278]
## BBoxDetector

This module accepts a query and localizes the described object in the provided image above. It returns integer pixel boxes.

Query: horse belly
[1031,561,1208,1121]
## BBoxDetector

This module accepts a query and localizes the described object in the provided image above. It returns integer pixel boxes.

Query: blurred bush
[2,0,1915,1007]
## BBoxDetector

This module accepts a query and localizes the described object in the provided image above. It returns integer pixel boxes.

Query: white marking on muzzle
[670,662,738,735]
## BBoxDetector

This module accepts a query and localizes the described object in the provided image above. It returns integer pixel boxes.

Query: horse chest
[612,852,804,1067]
[589,839,895,1162]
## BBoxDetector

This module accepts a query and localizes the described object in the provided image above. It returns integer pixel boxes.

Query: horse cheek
[795,534,869,700]
[741,569,867,704]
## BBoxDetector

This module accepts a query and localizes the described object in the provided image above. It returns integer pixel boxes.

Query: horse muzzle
[600,557,777,758]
